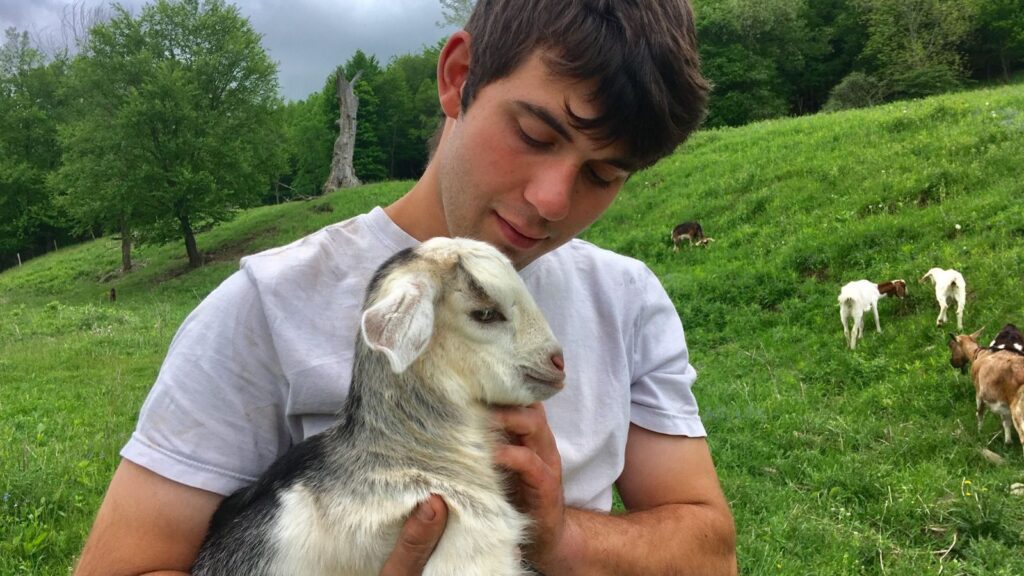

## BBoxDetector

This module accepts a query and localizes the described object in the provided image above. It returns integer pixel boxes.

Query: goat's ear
[361,276,437,374]
[970,327,985,340]
[948,332,957,342]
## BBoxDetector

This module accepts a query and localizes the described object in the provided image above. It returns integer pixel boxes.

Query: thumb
[379,494,449,576]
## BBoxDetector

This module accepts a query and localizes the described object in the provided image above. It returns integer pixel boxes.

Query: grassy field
[2,84,1023,574]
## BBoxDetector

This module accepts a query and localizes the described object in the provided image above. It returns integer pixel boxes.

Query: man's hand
[491,402,572,570]
[379,494,449,576]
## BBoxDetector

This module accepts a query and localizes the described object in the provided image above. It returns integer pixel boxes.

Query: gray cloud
[1,0,459,101]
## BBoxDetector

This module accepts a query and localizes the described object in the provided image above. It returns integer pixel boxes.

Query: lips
[524,373,565,390]
[496,213,545,251]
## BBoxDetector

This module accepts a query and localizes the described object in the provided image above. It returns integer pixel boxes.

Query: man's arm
[74,459,222,576]
[493,406,736,576]
[74,459,450,576]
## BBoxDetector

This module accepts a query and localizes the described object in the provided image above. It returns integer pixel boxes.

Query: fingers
[493,443,561,493]
[491,403,560,463]
[490,403,568,569]
[379,495,448,576]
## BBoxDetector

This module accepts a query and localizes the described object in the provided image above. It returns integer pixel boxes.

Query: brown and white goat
[671,221,713,251]
[948,329,1024,455]
[837,279,907,349]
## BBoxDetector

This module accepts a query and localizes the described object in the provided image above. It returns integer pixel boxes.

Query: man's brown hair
[462,0,709,170]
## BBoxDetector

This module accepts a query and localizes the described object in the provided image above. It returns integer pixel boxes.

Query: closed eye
[517,126,552,150]
[470,308,506,324]
[585,165,615,188]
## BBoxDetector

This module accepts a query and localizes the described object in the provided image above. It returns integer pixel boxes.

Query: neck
[961,337,982,360]
[342,345,491,451]
[384,154,448,242]
[877,281,901,298]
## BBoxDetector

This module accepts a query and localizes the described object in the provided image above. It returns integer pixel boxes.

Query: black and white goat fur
[192,237,566,576]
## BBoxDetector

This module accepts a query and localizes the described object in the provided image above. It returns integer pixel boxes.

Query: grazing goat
[837,279,907,349]
[192,237,566,576]
[948,329,1024,454]
[671,221,713,250]
[919,267,967,330]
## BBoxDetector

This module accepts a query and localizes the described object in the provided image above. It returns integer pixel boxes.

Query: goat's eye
[470,308,506,324]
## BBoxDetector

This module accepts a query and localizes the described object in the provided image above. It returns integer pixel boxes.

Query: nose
[551,350,565,372]
[524,162,576,222]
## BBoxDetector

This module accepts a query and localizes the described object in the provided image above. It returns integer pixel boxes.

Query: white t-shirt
[122,207,704,512]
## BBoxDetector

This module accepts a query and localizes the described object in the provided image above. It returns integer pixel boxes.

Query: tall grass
[2,86,1022,574]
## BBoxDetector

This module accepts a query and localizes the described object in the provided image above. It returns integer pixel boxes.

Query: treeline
[0,0,443,272]
[694,0,1024,126]
[2,0,1022,272]
[279,47,444,201]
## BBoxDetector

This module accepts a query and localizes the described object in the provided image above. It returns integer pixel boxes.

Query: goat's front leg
[873,306,882,333]
[976,397,986,434]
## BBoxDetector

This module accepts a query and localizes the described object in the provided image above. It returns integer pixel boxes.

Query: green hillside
[2,84,1023,574]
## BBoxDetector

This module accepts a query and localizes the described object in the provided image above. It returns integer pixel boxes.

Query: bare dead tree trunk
[322,68,363,194]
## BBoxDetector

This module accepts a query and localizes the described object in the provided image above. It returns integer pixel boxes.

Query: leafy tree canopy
[55,0,285,268]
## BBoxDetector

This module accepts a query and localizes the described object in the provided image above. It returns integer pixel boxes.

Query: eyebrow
[512,100,637,173]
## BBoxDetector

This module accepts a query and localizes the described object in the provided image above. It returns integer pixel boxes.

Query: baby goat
[920,267,967,330]
[192,237,566,576]
[837,279,907,349]
[948,329,1024,454]
[671,221,713,250]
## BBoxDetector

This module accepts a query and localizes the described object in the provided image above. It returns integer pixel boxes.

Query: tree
[55,0,285,269]
[964,0,1024,82]
[0,28,72,270]
[280,92,334,198]
[696,0,822,126]
[857,0,978,99]
[349,78,387,182]
[438,0,475,28]
[322,67,366,192]
[381,45,443,178]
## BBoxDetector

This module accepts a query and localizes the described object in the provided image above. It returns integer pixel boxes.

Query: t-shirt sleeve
[629,267,706,438]
[120,269,292,496]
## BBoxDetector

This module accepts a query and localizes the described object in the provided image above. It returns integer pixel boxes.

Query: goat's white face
[361,238,564,406]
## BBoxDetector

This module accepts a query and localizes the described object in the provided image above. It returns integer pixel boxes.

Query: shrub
[824,72,887,112]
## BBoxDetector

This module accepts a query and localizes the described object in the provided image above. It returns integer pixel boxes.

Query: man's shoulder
[239,208,408,288]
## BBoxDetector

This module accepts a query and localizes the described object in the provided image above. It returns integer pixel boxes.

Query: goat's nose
[551,351,565,372]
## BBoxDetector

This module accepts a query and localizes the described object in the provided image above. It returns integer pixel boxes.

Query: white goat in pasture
[192,237,566,576]
[838,279,907,349]
[920,267,966,330]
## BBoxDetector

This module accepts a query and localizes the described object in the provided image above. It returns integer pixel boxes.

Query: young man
[75,1,737,574]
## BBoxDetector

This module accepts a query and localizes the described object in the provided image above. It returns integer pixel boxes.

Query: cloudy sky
[1,0,460,101]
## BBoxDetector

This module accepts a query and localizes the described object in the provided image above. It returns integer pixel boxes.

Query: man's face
[437,51,633,269]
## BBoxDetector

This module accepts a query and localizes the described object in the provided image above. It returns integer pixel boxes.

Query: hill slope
[2,85,1023,574]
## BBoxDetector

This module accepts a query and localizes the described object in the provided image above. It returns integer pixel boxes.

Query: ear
[970,327,985,340]
[437,31,470,119]
[361,277,437,373]
[948,332,957,342]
